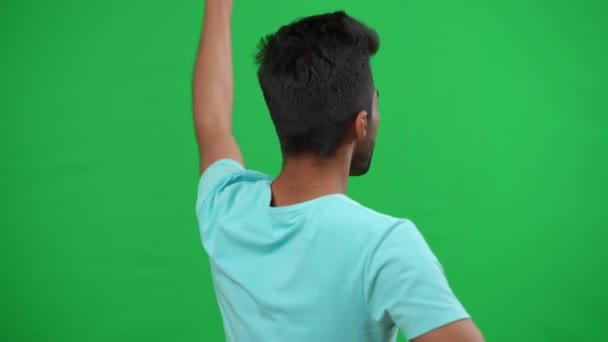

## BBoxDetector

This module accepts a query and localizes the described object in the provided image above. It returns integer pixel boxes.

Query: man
[193,0,484,341]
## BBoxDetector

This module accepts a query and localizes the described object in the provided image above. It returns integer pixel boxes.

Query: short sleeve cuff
[196,159,244,209]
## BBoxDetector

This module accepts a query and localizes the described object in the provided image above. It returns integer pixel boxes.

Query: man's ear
[354,110,369,139]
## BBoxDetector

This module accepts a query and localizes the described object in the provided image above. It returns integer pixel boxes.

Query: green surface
[2,0,607,341]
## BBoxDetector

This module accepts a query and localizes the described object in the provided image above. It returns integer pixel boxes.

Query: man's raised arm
[193,0,243,175]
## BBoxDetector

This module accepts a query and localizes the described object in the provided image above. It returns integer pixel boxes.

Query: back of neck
[270,156,349,207]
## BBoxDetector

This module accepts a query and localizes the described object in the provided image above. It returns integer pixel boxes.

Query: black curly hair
[255,11,380,158]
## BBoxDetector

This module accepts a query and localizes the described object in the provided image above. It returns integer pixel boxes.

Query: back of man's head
[255,11,380,159]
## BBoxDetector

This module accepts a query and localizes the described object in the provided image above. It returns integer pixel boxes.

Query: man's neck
[270,155,350,207]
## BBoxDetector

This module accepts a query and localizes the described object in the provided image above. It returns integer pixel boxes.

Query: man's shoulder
[322,195,413,234]
[196,159,271,211]
[332,195,404,220]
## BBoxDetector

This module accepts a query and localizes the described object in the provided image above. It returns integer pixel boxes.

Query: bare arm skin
[193,0,243,175]
[412,319,485,342]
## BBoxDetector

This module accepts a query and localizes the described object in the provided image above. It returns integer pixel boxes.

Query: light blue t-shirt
[195,159,469,342]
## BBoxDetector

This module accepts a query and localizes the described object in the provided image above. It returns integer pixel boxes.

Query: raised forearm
[193,0,234,135]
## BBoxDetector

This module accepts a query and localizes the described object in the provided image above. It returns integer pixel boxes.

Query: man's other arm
[365,221,484,342]
[193,0,243,175]
[412,319,484,342]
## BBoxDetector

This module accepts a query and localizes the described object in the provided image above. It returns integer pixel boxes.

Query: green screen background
[2,0,607,341]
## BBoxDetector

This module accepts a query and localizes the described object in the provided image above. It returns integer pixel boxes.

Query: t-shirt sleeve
[364,220,470,340]
[195,158,244,211]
